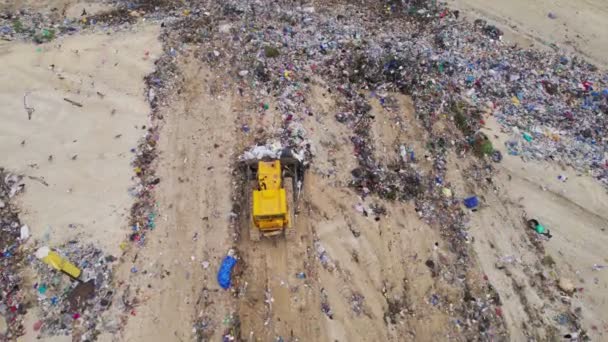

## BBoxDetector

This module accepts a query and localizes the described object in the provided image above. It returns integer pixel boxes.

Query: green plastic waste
[535,224,545,234]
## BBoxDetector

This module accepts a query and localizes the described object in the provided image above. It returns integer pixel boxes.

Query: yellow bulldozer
[243,152,302,241]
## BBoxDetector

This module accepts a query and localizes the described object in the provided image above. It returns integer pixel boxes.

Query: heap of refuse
[0,1,179,44]
[240,141,285,161]
[126,37,182,247]
[183,0,525,338]
[3,0,603,339]
[324,5,607,186]
[184,0,606,191]
[240,141,307,164]
[0,169,27,339]
[30,243,116,339]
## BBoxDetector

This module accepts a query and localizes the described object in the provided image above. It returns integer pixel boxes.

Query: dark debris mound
[0,169,27,340]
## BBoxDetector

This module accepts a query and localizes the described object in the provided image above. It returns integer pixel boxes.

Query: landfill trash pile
[164,2,318,167]
[0,1,183,44]
[127,125,161,247]
[177,0,607,186]
[324,3,607,187]
[0,9,77,43]
[126,28,183,248]
[0,169,28,339]
[239,141,307,164]
[30,243,116,339]
[174,1,600,335]
[155,0,509,338]
[2,0,604,339]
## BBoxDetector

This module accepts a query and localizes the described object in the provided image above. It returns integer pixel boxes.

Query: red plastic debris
[33,320,43,331]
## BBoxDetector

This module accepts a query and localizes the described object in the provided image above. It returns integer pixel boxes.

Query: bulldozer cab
[257,161,282,190]
[253,161,288,230]
[243,151,302,240]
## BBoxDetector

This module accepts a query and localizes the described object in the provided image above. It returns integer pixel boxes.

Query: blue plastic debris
[464,196,479,209]
[430,293,440,306]
[218,256,237,289]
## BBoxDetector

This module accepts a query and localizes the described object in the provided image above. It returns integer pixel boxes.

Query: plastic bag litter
[20,225,29,240]
[217,255,237,289]
[464,196,479,209]
[241,142,283,160]
[240,141,306,162]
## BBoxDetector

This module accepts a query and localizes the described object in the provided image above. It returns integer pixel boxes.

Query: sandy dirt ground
[445,0,608,339]
[0,22,161,341]
[114,59,240,342]
[233,81,456,341]
[1,0,607,341]
[0,24,161,257]
[467,117,608,340]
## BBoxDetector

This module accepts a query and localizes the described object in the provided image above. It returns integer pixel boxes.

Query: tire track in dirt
[233,105,323,341]
[298,86,482,341]
[118,58,239,341]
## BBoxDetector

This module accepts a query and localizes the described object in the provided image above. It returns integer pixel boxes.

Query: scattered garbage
[527,219,553,239]
[63,98,83,108]
[314,241,335,272]
[240,142,307,164]
[592,264,607,271]
[240,142,284,161]
[31,242,116,338]
[558,277,575,295]
[3,0,605,340]
[19,224,29,240]
[491,150,503,163]
[499,255,516,264]
[320,288,333,319]
[464,196,480,209]
[350,292,366,316]
[0,169,27,339]
[430,294,440,306]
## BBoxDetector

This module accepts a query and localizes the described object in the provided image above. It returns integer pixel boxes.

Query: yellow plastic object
[442,188,453,198]
[35,246,81,279]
